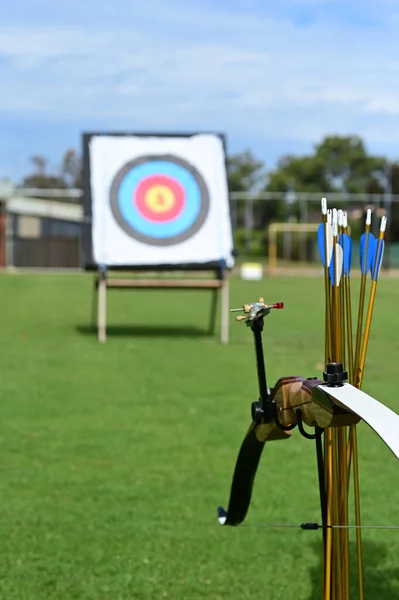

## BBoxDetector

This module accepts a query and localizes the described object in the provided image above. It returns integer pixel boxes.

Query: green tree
[313,135,386,193]
[267,154,328,193]
[21,155,66,189]
[20,150,81,190]
[266,135,386,195]
[226,149,266,192]
[226,149,268,253]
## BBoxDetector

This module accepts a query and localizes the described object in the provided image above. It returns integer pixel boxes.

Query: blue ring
[117,161,201,239]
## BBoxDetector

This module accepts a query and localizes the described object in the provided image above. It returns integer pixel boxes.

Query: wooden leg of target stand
[220,276,229,345]
[91,275,98,328]
[208,288,218,335]
[98,277,107,343]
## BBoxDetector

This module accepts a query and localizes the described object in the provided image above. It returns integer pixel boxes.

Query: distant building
[0,181,83,268]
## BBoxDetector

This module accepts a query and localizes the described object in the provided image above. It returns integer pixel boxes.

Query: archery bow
[218,304,399,525]
[217,206,399,600]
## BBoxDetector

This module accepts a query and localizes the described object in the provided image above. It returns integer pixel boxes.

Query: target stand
[82,132,235,344]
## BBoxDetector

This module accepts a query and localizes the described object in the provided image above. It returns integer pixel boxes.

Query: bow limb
[317,383,399,460]
[218,420,291,526]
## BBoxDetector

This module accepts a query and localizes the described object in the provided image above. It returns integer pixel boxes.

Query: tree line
[226,134,399,240]
[19,150,82,190]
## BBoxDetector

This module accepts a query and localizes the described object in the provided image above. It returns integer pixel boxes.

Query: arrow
[370,217,386,281]
[320,197,333,368]
[356,215,388,389]
[354,209,372,382]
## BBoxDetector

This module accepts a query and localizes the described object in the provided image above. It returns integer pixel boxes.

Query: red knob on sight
[272,302,284,309]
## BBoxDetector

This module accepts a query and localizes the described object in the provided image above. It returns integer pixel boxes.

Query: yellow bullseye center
[145,185,175,213]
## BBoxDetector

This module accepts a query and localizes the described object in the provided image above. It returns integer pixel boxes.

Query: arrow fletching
[318,222,334,267]
[329,243,343,286]
[359,232,375,275]
[339,233,352,276]
[371,238,385,281]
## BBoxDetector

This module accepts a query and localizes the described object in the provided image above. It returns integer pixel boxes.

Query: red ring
[134,175,185,222]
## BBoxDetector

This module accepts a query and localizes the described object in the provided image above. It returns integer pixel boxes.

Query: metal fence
[231,191,399,268]
[1,187,399,270]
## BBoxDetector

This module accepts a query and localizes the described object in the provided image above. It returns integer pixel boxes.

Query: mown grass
[0,272,398,599]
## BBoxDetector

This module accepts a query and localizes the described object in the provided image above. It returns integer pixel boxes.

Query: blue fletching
[318,223,327,266]
[339,233,352,276]
[371,238,385,281]
[359,232,375,274]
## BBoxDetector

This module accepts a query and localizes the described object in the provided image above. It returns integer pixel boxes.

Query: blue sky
[1,0,399,183]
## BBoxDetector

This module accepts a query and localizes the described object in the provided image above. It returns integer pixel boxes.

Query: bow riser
[272,377,361,429]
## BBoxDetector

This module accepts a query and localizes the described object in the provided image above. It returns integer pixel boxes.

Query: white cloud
[1,1,399,151]
[364,97,399,116]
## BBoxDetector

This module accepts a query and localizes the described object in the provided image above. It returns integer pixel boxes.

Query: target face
[109,155,210,246]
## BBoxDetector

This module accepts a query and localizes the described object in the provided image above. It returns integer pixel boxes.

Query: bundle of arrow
[318,198,386,600]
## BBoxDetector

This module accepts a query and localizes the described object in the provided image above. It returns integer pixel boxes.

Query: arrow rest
[295,408,324,440]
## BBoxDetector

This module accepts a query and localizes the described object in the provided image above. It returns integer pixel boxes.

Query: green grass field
[1,272,398,599]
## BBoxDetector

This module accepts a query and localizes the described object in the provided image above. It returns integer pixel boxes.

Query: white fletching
[319,383,399,460]
[380,216,387,232]
[343,211,348,228]
[334,243,343,286]
[326,223,334,266]
[321,197,327,215]
[327,210,332,225]
[338,209,343,227]
[366,208,372,225]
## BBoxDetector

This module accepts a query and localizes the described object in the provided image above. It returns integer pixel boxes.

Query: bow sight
[230,297,284,325]
[230,298,287,426]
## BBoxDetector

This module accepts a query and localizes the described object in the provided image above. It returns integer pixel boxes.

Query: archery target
[109,156,209,246]
[87,133,234,267]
